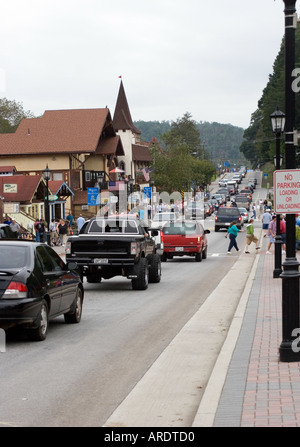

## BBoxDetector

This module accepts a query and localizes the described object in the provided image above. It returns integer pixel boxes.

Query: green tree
[240,26,300,168]
[149,113,215,193]
[0,97,34,133]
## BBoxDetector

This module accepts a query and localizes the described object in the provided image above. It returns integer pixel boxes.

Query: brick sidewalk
[214,240,300,427]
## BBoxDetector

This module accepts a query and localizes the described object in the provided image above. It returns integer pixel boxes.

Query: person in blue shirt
[226,221,241,254]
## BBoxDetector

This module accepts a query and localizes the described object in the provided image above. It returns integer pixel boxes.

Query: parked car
[238,207,249,224]
[0,240,84,340]
[151,211,180,229]
[214,207,242,231]
[205,200,214,215]
[161,220,210,262]
[0,224,16,239]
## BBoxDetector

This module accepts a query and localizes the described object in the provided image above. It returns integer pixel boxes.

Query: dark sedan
[0,240,84,341]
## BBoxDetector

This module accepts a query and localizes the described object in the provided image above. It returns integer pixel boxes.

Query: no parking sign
[274,169,300,213]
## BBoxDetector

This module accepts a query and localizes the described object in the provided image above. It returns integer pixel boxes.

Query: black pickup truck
[65,215,161,290]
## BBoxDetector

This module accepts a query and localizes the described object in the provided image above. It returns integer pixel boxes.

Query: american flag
[142,167,150,182]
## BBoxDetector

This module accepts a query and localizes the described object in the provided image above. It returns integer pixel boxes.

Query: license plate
[175,247,184,251]
[94,258,109,264]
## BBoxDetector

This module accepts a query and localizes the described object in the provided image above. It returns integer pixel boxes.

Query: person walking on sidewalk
[245,219,260,253]
[226,221,241,254]
[266,214,276,254]
[262,209,272,237]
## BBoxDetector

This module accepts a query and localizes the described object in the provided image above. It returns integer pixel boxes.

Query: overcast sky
[0,0,288,129]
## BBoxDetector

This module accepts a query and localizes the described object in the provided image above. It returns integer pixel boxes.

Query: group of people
[261,209,286,254]
[225,219,260,254]
[226,207,289,255]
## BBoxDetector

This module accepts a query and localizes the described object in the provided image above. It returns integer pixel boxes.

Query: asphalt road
[0,216,244,427]
[0,172,263,427]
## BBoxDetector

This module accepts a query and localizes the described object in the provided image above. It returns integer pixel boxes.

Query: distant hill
[134,120,246,168]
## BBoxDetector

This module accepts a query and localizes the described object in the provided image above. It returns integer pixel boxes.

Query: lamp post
[42,165,51,245]
[270,107,285,278]
[279,0,300,362]
[97,172,105,212]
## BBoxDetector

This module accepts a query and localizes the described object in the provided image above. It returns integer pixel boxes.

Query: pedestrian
[34,218,40,242]
[245,219,260,253]
[266,215,277,254]
[251,203,257,220]
[261,209,272,237]
[280,215,286,254]
[226,221,241,254]
[66,212,73,235]
[37,219,45,243]
[49,219,57,246]
[57,219,68,246]
[10,219,21,238]
[77,214,85,231]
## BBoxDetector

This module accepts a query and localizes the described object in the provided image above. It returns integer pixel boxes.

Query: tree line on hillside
[240,26,300,169]
[134,119,246,168]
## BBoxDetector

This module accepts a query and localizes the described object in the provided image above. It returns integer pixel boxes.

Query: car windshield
[0,245,28,268]
[163,222,198,235]
[89,219,139,234]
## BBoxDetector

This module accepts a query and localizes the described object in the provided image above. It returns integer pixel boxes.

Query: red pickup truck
[161,220,210,262]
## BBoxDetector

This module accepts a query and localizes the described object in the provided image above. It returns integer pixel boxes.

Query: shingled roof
[132,144,152,162]
[0,108,124,156]
[0,175,43,202]
[113,81,141,135]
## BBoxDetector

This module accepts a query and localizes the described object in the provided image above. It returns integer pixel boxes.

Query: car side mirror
[67,261,78,271]
[204,229,210,234]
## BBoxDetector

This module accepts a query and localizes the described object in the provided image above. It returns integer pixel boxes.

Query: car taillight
[131,242,137,255]
[238,217,242,222]
[160,231,164,243]
[3,281,28,299]
[197,236,201,243]
[215,216,218,221]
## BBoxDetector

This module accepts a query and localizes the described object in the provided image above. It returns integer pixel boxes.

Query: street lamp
[279,0,300,362]
[270,107,285,278]
[42,165,51,245]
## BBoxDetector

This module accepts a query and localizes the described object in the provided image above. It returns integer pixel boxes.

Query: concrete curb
[103,235,261,427]
[192,241,262,426]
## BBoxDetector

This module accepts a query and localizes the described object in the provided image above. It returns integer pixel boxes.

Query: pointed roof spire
[113,80,141,135]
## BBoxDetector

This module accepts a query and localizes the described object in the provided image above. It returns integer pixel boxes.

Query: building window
[53,172,63,181]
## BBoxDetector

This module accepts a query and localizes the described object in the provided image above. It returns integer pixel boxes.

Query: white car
[151,212,180,229]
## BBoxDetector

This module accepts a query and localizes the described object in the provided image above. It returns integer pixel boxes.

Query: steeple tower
[113,80,141,136]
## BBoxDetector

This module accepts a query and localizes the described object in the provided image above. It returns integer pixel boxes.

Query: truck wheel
[86,273,101,283]
[132,258,149,290]
[161,253,167,262]
[149,253,161,283]
[195,252,202,262]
